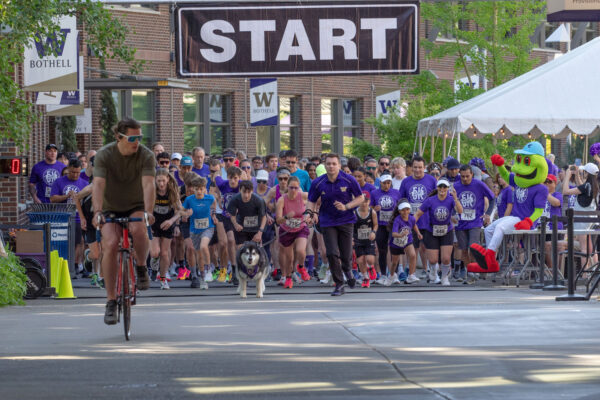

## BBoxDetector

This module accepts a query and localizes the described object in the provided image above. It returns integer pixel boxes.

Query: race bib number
[433,225,448,237]
[45,186,52,198]
[357,228,371,240]
[411,203,421,214]
[154,205,170,215]
[243,215,258,228]
[380,210,393,223]
[194,218,209,230]
[393,236,408,247]
[286,218,302,229]
[461,209,476,221]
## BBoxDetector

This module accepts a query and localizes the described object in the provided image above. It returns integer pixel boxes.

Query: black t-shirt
[576,182,594,208]
[227,193,266,232]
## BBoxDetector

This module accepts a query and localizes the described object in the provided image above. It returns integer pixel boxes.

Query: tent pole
[585,135,589,164]
[457,133,461,162]
[443,136,447,158]
[431,136,435,163]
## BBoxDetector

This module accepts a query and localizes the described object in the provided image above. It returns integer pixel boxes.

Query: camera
[570,165,577,171]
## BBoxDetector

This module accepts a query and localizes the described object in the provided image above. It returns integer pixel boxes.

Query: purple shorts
[278,226,309,247]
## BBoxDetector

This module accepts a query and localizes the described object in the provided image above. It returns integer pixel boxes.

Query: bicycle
[97,214,152,340]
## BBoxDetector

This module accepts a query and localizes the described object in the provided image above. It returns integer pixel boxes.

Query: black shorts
[390,245,405,256]
[423,230,454,250]
[209,228,220,246]
[74,223,83,245]
[235,230,257,245]
[103,206,145,219]
[218,213,234,232]
[354,243,375,257]
[83,227,96,244]
[152,221,174,239]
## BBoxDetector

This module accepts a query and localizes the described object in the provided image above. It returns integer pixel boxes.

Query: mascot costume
[468,142,549,273]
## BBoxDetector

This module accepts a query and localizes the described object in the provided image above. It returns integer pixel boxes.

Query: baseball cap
[514,142,544,157]
[437,179,451,188]
[546,174,557,183]
[171,152,182,160]
[180,156,193,167]
[380,174,392,182]
[362,190,371,200]
[46,144,58,151]
[223,150,236,158]
[446,158,460,170]
[579,163,599,175]
[256,170,269,181]
[398,202,411,210]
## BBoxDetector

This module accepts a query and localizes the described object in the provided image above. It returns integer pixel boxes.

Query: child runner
[415,179,463,286]
[182,176,217,289]
[388,201,422,285]
[353,191,378,288]
[150,168,183,290]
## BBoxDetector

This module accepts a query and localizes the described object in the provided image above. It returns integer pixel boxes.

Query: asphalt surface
[2,278,600,400]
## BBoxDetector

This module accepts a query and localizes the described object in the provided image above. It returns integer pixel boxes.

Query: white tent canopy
[417,36,600,145]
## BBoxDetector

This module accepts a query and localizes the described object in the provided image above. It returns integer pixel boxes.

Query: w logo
[378,99,398,113]
[253,92,274,107]
[34,29,71,58]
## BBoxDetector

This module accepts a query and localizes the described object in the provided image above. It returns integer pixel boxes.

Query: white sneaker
[200,279,208,290]
[160,278,170,290]
[391,273,401,285]
[293,272,302,284]
[375,277,387,285]
[441,274,450,286]
[405,274,420,284]
[420,269,428,279]
[204,269,214,282]
[169,263,178,277]
[320,270,331,285]
[384,274,395,287]
[279,276,286,286]
[150,257,160,272]
[428,267,437,283]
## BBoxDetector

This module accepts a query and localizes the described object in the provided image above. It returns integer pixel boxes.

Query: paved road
[2,283,600,400]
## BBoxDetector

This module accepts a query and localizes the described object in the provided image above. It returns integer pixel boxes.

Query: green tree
[0,0,144,149]
[57,116,78,152]
[99,60,118,145]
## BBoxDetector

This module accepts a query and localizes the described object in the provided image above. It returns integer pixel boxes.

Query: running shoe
[177,267,190,280]
[292,271,303,284]
[441,274,451,286]
[217,268,228,282]
[319,269,332,285]
[284,277,293,289]
[136,266,151,290]
[298,266,311,281]
[204,269,214,282]
[398,271,407,282]
[347,277,356,289]
[405,274,420,284]
[331,284,345,296]
[165,271,172,282]
[318,264,329,280]
[150,257,159,272]
[90,273,99,287]
[368,267,377,281]
[191,276,200,288]
[160,277,170,290]
[278,276,286,286]
[98,278,105,289]
[200,279,208,290]
[420,269,428,279]
[384,274,396,287]
[352,269,361,280]
[104,300,118,325]
[361,279,370,288]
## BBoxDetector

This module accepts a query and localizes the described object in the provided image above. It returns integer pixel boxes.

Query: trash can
[27,203,76,264]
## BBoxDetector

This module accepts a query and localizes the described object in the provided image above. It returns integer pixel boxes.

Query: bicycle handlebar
[96,213,153,242]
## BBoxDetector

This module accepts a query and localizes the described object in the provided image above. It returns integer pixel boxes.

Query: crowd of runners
[29,130,598,297]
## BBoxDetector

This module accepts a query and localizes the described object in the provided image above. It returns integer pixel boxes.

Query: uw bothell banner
[250,79,278,126]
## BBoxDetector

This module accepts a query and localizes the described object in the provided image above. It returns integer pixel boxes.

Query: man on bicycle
[92,118,156,325]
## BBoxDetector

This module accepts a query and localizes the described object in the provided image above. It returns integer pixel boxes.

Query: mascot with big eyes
[468,142,549,273]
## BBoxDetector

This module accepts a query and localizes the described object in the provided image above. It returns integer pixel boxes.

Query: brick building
[1,3,598,224]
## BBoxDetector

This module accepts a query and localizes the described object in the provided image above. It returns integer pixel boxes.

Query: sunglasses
[288,186,300,190]
[366,166,376,170]
[286,160,297,164]
[257,180,267,184]
[241,166,251,170]
[159,160,170,165]
[119,133,143,143]
[223,158,234,162]
[278,176,289,181]
[379,162,389,166]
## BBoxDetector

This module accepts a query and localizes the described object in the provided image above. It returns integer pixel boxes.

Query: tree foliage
[57,116,78,152]
[0,0,144,149]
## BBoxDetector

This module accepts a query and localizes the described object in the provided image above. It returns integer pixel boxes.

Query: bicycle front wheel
[121,251,132,341]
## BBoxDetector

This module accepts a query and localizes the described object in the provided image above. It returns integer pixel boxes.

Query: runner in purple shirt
[307,154,364,296]
[388,202,422,285]
[454,165,495,282]
[191,147,210,177]
[29,143,66,203]
[370,173,402,278]
[415,179,463,286]
[353,167,376,195]
[496,177,514,218]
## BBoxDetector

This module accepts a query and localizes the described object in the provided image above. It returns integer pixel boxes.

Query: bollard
[544,215,565,291]
[556,208,586,301]
[530,216,546,289]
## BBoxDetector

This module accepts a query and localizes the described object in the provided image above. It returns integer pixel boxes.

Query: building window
[321,98,359,155]
[256,96,299,155]
[183,93,204,152]
[111,89,156,147]
[208,94,231,155]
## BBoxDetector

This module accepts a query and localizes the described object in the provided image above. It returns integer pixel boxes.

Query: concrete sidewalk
[1,286,599,400]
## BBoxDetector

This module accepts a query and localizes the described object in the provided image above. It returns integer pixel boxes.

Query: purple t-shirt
[215,176,240,218]
[308,170,363,228]
[360,182,376,195]
[268,170,278,188]
[543,192,563,230]
[29,160,66,203]
[192,164,210,178]
[509,174,549,225]
[565,184,577,210]
[399,174,438,229]
[455,179,495,230]
[497,186,514,218]
[50,175,88,222]
[419,195,456,233]
[370,188,402,226]
[389,214,415,249]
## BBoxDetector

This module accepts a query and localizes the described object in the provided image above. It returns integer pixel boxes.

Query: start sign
[176,2,418,77]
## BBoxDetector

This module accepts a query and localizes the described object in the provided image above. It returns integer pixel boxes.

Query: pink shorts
[278,226,309,247]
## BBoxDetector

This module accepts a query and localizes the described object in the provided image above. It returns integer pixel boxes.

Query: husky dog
[236,241,269,298]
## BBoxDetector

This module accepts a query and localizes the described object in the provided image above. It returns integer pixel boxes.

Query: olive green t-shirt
[94,142,156,212]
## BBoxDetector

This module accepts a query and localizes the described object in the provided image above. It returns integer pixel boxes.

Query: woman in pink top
[275,176,310,288]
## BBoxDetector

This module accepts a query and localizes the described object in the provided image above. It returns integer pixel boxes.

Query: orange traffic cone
[56,259,76,299]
